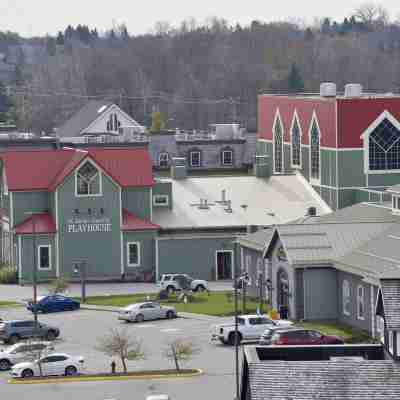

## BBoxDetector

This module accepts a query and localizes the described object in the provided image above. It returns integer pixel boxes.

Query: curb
[8,369,203,384]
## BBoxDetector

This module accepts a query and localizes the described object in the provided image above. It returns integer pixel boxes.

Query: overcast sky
[1,0,400,37]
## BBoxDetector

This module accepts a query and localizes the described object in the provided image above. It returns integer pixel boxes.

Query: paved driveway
[0,307,240,400]
[0,281,233,302]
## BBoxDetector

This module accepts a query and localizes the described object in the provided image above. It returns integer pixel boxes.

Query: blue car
[27,295,80,313]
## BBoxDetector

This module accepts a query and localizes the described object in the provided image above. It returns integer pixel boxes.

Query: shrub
[0,265,18,284]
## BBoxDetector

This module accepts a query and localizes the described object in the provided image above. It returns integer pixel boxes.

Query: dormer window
[76,161,101,196]
[393,196,400,212]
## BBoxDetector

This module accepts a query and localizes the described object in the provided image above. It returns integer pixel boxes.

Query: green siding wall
[337,150,365,188]
[283,144,291,173]
[301,146,310,181]
[58,172,122,279]
[19,235,56,282]
[123,231,156,281]
[121,187,151,220]
[157,236,236,281]
[13,191,49,226]
[256,140,272,156]
[320,149,337,187]
[367,173,400,187]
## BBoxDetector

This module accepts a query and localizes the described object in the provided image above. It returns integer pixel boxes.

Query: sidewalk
[80,303,223,321]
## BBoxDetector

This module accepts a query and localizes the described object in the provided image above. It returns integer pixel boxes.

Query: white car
[11,353,84,378]
[211,314,293,345]
[0,341,54,371]
[158,274,208,293]
[118,302,177,323]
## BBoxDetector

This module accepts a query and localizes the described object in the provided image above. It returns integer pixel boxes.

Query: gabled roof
[55,100,113,138]
[248,359,400,400]
[379,279,400,330]
[14,212,56,235]
[122,209,159,231]
[0,147,154,191]
[387,184,400,194]
[237,228,274,251]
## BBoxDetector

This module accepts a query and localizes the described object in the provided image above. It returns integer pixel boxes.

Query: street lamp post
[73,261,87,303]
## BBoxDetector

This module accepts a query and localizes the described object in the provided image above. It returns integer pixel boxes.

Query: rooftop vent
[198,199,210,210]
[344,83,363,98]
[320,82,337,97]
[307,206,317,217]
[224,200,233,213]
[97,105,108,113]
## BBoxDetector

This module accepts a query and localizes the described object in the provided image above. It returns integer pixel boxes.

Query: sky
[0,0,400,37]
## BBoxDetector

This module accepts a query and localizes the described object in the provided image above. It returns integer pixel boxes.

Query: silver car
[118,302,177,323]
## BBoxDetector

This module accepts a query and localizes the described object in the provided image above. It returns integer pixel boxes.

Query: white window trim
[342,279,351,316]
[189,151,201,167]
[272,109,284,174]
[357,284,365,320]
[153,194,169,207]
[158,152,169,167]
[222,150,233,166]
[75,159,103,198]
[389,331,394,355]
[392,196,400,213]
[127,242,141,267]
[309,111,321,185]
[2,168,8,196]
[37,245,52,271]
[245,254,252,285]
[362,110,400,174]
[290,110,302,169]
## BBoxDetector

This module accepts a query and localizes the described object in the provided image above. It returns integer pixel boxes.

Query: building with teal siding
[0,146,329,284]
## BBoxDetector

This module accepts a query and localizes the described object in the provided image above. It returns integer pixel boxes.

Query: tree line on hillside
[2,2,400,134]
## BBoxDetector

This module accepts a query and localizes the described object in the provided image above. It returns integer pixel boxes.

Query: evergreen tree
[288,63,305,93]
[56,31,64,45]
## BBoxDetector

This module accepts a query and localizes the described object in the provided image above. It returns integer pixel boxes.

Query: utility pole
[234,262,240,400]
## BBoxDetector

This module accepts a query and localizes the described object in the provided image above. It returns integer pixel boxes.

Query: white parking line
[160,328,180,333]
[137,325,158,328]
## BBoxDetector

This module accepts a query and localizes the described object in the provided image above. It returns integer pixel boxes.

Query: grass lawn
[85,291,263,317]
[298,320,377,344]
[0,301,20,308]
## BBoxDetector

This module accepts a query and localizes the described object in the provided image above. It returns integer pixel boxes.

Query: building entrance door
[216,251,233,280]
[277,269,290,318]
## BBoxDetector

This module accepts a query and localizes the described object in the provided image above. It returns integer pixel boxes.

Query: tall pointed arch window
[76,161,101,196]
[310,120,320,180]
[291,118,301,167]
[274,117,283,173]
[369,118,400,171]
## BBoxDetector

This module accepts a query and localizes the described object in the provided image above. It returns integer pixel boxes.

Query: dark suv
[270,328,344,346]
[0,320,60,344]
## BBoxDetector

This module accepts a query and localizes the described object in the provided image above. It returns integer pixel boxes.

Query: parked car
[146,395,171,400]
[10,353,84,378]
[211,315,293,345]
[270,328,344,346]
[0,341,54,371]
[0,320,60,344]
[118,302,177,323]
[259,326,298,345]
[158,274,208,294]
[27,295,80,314]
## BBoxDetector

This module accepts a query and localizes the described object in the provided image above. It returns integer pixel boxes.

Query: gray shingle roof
[56,100,113,137]
[248,360,400,400]
[237,228,274,251]
[380,279,400,330]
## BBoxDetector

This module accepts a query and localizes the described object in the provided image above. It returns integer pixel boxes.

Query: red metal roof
[0,147,154,191]
[121,209,159,231]
[14,212,56,235]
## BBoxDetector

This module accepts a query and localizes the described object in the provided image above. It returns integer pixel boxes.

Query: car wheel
[196,285,206,293]
[228,332,242,346]
[136,314,144,323]
[46,330,57,341]
[0,359,11,371]
[21,369,34,378]
[65,366,77,376]
[166,286,175,295]
[166,310,174,319]
[8,334,19,345]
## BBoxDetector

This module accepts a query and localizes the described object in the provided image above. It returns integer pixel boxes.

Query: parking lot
[0,307,239,400]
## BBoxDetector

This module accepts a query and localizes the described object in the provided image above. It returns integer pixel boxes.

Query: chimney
[344,83,363,98]
[320,82,337,97]
[171,157,187,180]
[254,154,271,178]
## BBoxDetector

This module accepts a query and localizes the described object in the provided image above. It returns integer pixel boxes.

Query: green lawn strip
[84,292,262,317]
[0,301,20,308]
[297,320,377,343]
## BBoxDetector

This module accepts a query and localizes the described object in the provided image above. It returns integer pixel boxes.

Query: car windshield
[124,304,139,311]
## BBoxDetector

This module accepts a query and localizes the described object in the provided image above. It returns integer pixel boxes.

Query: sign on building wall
[66,217,112,233]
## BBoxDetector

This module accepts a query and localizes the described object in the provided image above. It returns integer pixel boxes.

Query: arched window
[106,113,121,132]
[158,152,169,168]
[369,118,400,171]
[310,120,320,180]
[274,117,283,173]
[342,279,351,316]
[291,117,301,167]
[76,161,101,196]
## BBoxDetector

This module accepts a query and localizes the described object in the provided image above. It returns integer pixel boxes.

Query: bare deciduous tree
[47,278,69,295]
[95,328,145,373]
[23,338,56,377]
[163,338,201,371]
[354,2,389,27]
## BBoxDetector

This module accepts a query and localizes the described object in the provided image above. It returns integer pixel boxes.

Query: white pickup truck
[211,314,293,345]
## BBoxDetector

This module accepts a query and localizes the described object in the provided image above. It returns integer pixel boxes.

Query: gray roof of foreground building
[237,228,274,251]
[248,360,400,400]
[380,279,400,330]
[56,100,114,137]
[152,174,330,230]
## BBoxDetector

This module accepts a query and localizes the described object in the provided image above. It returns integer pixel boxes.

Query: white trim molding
[127,241,141,267]
[215,249,234,280]
[18,235,22,281]
[357,284,365,320]
[55,189,60,278]
[74,158,103,197]
[153,194,169,207]
[37,244,52,271]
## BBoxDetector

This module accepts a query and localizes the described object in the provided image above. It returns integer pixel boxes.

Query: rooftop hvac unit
[320,83,337,97]
[344,83,363,98]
